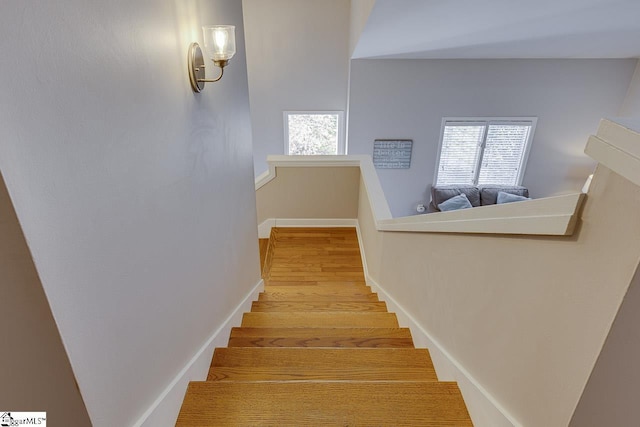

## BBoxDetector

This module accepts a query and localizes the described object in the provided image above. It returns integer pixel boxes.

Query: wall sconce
[188,25,236,93]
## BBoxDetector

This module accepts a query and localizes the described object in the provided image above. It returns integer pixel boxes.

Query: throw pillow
[497,191,531,204]
[438,193,473,212]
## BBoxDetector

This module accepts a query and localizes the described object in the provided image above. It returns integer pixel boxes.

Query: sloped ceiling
[352,0,640,59]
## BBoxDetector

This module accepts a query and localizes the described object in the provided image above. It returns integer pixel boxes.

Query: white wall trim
[257,218,358,238]
[378,194,584,236]
[257,155,583,236]
[585,119,640,188]
[255,168,275,191]
[133,279,264,427]
[256,155,368,191]
[354,221,370,280]
[257,219,276,239]
[366,275,520,427]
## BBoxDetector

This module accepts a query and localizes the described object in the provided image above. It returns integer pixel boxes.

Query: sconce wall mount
[188,25,236,93]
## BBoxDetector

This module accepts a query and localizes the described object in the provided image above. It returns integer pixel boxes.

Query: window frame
[283,111,346,156]
[433,117,537,186]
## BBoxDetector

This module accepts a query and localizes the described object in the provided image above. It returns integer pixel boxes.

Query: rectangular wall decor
[373,140,413,169]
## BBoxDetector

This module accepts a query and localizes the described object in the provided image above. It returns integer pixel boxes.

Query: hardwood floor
[176,227,472,426]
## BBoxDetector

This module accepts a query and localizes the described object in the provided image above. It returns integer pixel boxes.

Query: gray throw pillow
[497,191,531,204]
[438,193,473,211]
[479,185,529,205]
[431,185,481,208]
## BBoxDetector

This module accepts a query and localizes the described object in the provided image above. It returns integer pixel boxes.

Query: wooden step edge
[228,327,415,348]
[211,347,433,367]
[258,293,380,302]
[206,367,439,381]
[262,286,373,294]
[176,381,472,426]
[229,327,414,338]
[250,301,388,312]
[240,312,400,328]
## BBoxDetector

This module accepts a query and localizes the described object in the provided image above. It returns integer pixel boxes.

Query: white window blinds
[436,124,485,185]
[478,123,531,185]
[436,119,535,186]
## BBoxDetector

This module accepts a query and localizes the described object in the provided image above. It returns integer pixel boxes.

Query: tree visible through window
[435,118,536,186]
[285,112,343,155]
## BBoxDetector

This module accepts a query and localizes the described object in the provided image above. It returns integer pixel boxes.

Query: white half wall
[243,0,351,176]
[0,1,261,426]
[348,58,637,217]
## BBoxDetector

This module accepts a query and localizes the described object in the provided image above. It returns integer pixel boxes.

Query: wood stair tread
[265,280,366,286]
[208,347,437,381]
[207,366,438,381]
[228,327,414,348]
[230,327,413,338]
[251,301,388,312]
[176,381,473,426]
[177,227,472,425]
[258,292,380,302]
[212,347,433,367]
[263,285,373,295]
[241,312,399,328]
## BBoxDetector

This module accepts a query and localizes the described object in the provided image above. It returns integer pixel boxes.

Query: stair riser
[241,312,399,328]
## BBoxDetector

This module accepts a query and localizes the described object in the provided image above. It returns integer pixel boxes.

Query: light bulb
[202,25,236,62]
[214,30,228,51]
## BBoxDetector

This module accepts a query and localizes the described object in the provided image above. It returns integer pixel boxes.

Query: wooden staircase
[176,227,473,426]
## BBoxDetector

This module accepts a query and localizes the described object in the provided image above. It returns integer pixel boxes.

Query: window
[284,111,345,155]
[435,118,537,186]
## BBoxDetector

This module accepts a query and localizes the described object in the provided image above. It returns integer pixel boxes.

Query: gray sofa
[427,184,529,213]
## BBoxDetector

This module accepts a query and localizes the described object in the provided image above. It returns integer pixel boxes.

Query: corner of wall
[133,279,264,427]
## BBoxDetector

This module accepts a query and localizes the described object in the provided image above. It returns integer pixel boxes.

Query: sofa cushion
[479,185,529,206]
[431,185,481,210]
[496,191,531,204]
[438,193,473,212]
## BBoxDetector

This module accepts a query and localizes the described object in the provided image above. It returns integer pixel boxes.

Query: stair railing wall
[254,119,640,427]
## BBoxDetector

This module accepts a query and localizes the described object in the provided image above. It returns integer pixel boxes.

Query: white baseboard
[354,222,370,280]
[257,218,358,238]
[352,225,518,427]
[132,279,264,427]
[257,219,276,238]
[366,277,520,427]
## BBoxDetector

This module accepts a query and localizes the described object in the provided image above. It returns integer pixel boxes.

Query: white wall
[0,1,260,426]
[569,263,640,426]
[619,59,640,117]
[243,0,351,176]
[349,0,376,56]
[348,59,637,217]
[0,173,91,426]
[358,163,640,426]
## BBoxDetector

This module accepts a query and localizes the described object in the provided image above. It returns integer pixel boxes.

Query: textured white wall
[358,164,640,426]
[0,1,260,426]
[349,0,376,55]
[348,58,637,217]
[243,0,351,176]
[0,173,92,426]
[619,59,640,117]
[570,263,640,426]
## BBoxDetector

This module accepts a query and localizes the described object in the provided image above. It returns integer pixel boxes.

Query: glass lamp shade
[202,25,236,61]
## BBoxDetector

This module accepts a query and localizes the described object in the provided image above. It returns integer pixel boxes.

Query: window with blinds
[435,118,536,186]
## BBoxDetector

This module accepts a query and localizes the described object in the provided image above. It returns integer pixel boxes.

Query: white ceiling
[352,0,640,59]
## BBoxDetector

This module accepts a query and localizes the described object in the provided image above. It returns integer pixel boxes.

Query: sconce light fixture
[188,25,236,93]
